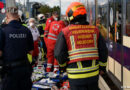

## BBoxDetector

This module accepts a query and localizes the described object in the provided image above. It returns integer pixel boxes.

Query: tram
[97,0,130,89]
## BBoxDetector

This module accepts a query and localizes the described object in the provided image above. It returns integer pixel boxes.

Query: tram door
[108,0,123,89]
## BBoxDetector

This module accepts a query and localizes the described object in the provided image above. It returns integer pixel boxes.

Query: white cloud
[16,0,107,14]
[16,0,79,14]
[30,0,79,14]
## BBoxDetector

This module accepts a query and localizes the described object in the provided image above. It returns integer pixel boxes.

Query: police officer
[0,7,34,90]
[0,27,3,60]
[55,2,108,90]
[37,14,46,37]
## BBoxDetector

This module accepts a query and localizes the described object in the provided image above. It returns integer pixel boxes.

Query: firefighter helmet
[37,14,45,21]
[66,2,87,21]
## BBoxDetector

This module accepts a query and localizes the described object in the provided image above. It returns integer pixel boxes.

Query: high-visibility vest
[67,60,99,79]
[37,24,46,37]
[22,24,28,27]
[62,25,99,64]
[37,24,46,30]
[27,54,32,63]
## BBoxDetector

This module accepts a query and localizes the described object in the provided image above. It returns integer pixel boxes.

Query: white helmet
[37,14,45,20]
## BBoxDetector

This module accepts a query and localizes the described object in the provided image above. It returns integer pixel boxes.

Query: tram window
[115,1,122,44]
[126,0,130,36]
[109,0,122,44]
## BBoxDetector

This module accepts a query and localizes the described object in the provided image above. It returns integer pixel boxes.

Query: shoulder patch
[52,24,60,31]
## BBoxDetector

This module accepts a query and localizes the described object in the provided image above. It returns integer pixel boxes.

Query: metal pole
[59,0,61,19]
[27,0,29,12]
[95,0,98,26]
[85,0,87,7]
[26,0,31,18]
[121,0,126,88]
[87,0,89,22]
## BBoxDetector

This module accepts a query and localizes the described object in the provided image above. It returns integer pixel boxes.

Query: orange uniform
[44,16,55,48]
[46,21,66,72]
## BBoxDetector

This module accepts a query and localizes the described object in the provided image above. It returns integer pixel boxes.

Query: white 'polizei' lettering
[9,34,27,39]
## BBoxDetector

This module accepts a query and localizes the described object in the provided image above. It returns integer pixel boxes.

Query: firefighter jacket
[37,23,46,38]
[54,22,108,85]
[44,16,55,36]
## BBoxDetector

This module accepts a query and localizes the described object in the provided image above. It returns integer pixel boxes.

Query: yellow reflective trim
[99,61,107,67]
[69,53,98,60]
[72,5,84,11]
[77,62,82,69]
[93,34,97,47]
[40,35,44,37]
[79,61,82,68]
[59,62,67,67]
[92,60,96,67]
[68,70,99,79]
[27,54,32,63]
[68,48,98,55]
[69,53,98,57]
[22,24,27,27]
[69,16,74,21]
[37,24,46,30]
[67,65,99,73]
[69,47,97,52]
[69,25,96,30]
[70,36,75,50]
[67,64,99,71]
[43,24,46,30]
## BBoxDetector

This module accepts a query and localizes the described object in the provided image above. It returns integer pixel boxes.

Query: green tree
[38,5,60,15]
[51,6,60,14]
[38,4,52,14]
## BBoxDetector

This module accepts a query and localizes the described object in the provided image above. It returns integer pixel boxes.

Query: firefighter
[37,14,46,60]
[0,7,34,90]
[54,2,108,90]
[44,11,59,51]
[37,14,46,36]
[46,20,66,73]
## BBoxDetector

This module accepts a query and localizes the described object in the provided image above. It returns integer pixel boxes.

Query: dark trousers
[41,37,47,57]
[70,82,100,90]
[2,66,32,90]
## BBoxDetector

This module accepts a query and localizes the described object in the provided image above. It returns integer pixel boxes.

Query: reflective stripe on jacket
[62,25,99,64]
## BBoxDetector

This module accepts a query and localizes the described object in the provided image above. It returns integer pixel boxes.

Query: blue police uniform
[0,20,34,90]
[0,27,2,51]
[0,27,4,68]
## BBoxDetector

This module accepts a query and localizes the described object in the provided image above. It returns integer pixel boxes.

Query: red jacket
[44,16,55,36]
[62,25,99,64]
[48,21,66,51]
